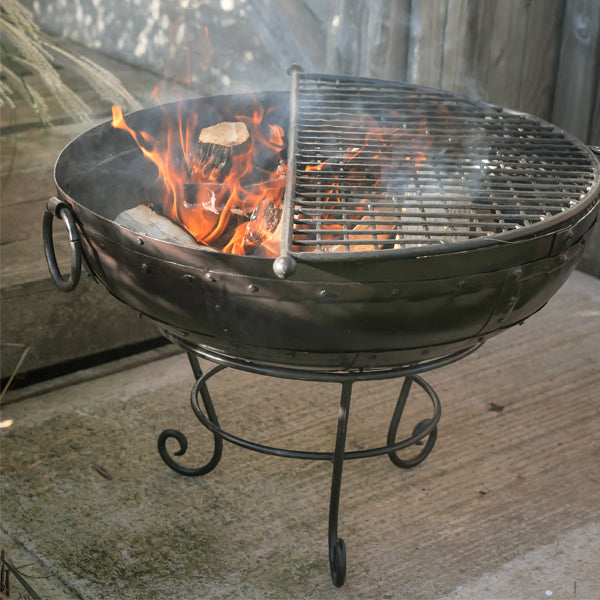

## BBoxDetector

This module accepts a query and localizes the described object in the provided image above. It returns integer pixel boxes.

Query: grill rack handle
[42,197,82,293]
[273,64,304,279]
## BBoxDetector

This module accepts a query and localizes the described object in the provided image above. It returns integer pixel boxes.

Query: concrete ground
[1,269,599,599]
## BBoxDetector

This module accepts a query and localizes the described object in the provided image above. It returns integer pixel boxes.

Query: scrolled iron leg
[157,353,224,476]
[328,381,352,587]
[387,376,438,469]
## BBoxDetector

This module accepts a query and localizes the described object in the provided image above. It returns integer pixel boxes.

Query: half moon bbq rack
[43,67,600,588]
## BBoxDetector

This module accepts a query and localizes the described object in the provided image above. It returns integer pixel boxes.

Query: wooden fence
[256,0,599,145]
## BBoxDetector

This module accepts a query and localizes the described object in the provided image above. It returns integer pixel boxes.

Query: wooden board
[0,275,159,382]
[325,0,410,80]
[517,0,564,119]
[407,0,448,89]
[441,0,499,98]
[552,0,600,142]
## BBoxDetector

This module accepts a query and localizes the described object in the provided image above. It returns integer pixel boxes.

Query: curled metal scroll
[157,363,224,477]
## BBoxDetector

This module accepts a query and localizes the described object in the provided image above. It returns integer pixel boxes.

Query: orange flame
[111,102,286,256]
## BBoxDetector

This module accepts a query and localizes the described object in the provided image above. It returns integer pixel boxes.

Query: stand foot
[157,353,223,476]
[328,382,352,587]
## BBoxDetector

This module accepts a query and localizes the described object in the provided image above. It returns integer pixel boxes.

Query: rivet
[223,328,229,334]
[560,254,568,263]
[183,274,195,284]
[512,268,522,278]
[457,280,465,288]
[214,304,221,311]
[141,263,150,273]
[206,273,216,283]
[345,329,352,335]
[137,237,144,245]
[248,284,259,293]
[391,287,399,296]
[320,289,329,298]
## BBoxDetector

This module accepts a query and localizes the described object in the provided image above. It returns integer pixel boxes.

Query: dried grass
[0,0,142,125]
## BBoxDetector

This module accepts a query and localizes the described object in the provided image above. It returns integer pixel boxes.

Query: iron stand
[158,344,479,587]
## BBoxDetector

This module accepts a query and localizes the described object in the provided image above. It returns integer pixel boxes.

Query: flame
[111,101,286,256]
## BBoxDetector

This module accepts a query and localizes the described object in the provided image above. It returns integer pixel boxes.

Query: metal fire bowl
[52,91,600,371]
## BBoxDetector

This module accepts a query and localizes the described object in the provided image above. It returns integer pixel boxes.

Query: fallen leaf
[92,463,114,480]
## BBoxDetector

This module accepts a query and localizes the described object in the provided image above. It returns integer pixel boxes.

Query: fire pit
[43,68,600,587]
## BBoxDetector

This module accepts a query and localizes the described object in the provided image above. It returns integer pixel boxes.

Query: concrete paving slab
[1,270,599,599]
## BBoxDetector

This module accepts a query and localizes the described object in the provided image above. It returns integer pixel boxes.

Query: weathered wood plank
[407,0,448,89]
[1,123,95,189]
[361,0,411,81]
[271,0,328,71]
[591,74,600,145]
[325,0,410,80]
[0,162,55,208]
[517,0,564,120]
[243,0,319,73]
[1,274,159,381]
[0,197,49,246]
[441,0,498,98]
[485,0,529,111]
[326,0,370,75]
[552,0,600,142]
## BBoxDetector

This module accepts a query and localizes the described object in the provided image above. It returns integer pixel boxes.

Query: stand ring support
[162,363,441,463]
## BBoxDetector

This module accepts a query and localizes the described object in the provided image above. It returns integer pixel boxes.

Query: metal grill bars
[281,72,596,254]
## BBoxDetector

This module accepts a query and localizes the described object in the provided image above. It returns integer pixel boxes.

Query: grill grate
[282,72,597,255]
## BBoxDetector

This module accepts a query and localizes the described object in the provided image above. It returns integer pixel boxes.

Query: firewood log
[330,213,394,252]
[190,121,251,181]
[115,204,199,247]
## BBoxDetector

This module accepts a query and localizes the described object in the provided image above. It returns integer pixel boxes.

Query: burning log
[190,121,251,181]
[239,197,283,256]
[115,205,199,248]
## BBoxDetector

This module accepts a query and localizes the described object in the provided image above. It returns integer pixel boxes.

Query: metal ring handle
[42,197,82,292]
